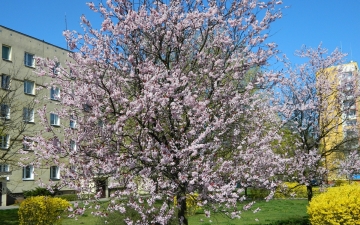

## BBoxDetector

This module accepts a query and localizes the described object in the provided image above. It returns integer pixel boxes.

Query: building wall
[0,25,73,205]
[321,62,360,180]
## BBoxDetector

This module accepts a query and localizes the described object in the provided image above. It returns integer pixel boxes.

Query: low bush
[275,182,321,199]
[174,193,201,215]
[247,188,271,200]
[56,194,78,202]
[307,183,360,225]
[56,193,95,202]
[23,187,57,198]
[18,196,70,225]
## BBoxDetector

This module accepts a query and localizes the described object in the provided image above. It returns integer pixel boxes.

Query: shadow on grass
[0,209,19,225]
[262,216,310,225]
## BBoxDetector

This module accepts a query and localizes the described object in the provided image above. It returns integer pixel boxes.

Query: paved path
[0,205,19,210]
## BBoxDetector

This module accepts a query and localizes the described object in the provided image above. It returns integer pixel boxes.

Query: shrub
[247,187,271,199]
[334,180,350,187]
[275,182,321,199]
[307,183,360,225]
[23,187,58,198]
[56,194,78,202]
[174,193,201,215]
[18,196,70,225]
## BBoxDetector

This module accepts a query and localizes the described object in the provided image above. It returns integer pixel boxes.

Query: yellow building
[319,61,359,180]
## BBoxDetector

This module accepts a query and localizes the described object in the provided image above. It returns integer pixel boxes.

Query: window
[24,80,35,95]
[345,130,357,138]
[24,52,35,67]
[0,164,10,181]
[53,62,60,75]
[0,135,10,149]
[343,72,353,80]
[50,166,60,180]
[50,113,60,126]
[69,165,77,174]
[345,83,354,91]
[98,120,104,128]
[70,140,77,151]
[52,137,61,150]
[0,104,10,119]
[22,165,34,180]
[50,87,60,100]
[344,130,359,152]
[70,116,76,129]
[1,75,10,90]
[83,104,92,112]
[0,164,9,172]
[347,119,357,126]
[2,45,11,60]
[23,107,34,122]
[348,109,356,117]
[70,69,76,80]
[343,99,355,108]
[23,137,34,151]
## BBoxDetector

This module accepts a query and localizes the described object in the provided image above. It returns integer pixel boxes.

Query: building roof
[0,25,71,53]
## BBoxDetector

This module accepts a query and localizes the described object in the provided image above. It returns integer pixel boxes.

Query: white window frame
[50,86,60,100]
[53,62,60,75]
[24,52,35,67]
[0,104,10,119]
[50,113,60,126]
[1,74,10,90]
[24,80,35,95]
[23,107,34,122]
[50,166,60,180]
[347,119,357,126]
[22,165,34,180]
[70,140,77,151]
[0,164,10,180]
[0,164,9,172]
[348,109,356,117]
[23,137,34,151]
[0,135,10,149]
[2,45,11,61]
[70,116,77,129]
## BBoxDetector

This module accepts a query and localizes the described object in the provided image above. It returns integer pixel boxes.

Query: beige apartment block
[0,25,75,206]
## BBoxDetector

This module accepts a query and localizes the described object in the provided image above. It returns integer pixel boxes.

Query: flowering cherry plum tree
[32,0,285,224]
[277,45,359,201]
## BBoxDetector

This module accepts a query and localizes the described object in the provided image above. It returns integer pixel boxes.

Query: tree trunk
[177,193,188,225]
[307,185,313,202]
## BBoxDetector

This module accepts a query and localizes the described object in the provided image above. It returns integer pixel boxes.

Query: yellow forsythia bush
[18,196,70,225]
[307,183,360,225]
[174,193,201,215]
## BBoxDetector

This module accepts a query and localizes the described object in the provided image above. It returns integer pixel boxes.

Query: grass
[0,199,309,225]
[0,209,19,225]
[189,199,309,225]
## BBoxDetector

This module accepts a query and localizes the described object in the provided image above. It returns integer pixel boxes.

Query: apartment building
[0,25,73,206]
[320,61,360,180]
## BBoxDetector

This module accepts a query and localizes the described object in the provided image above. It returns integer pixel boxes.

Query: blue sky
[1,0,359,66]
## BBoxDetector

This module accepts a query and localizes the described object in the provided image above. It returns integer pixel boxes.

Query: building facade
[320,61,360,180]
[0,25,74,206]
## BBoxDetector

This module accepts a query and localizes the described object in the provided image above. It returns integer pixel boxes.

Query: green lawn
[189,199,309,225]
[0,199,309,225]
[0,209,18,225]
